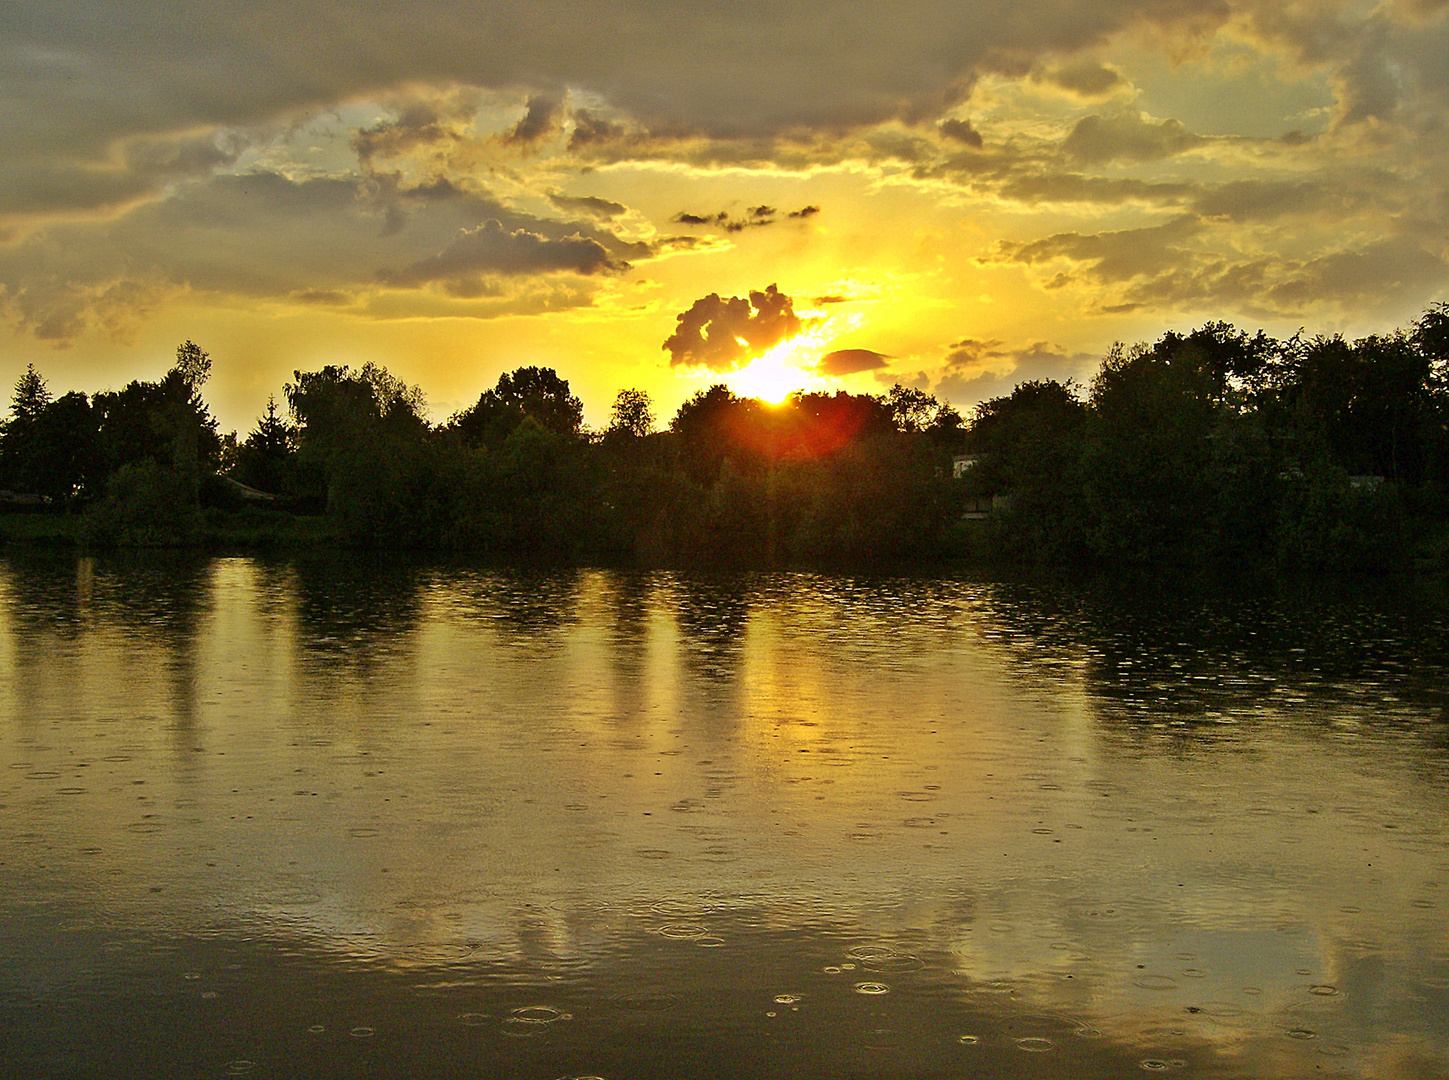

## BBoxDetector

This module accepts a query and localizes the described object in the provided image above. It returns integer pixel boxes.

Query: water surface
[2,554,1446,1078]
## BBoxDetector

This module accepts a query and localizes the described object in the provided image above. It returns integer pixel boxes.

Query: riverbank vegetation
[3,306,1448,572]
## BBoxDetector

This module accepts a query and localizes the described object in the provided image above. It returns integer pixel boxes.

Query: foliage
[607,389,656,439]
[964,379,1089,563]
[10,364,52,425]
[89,342,223,492]
[85,461,202,547]
[2,366,101,502]
[232,396,298,495]
[8,311,1449,573]
[961,313,1449,571]
[448,366,583,447]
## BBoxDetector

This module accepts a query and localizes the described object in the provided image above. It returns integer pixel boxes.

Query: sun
[728,330,831,403]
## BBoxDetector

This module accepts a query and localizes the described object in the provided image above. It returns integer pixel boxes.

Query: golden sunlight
[727,327,832,403]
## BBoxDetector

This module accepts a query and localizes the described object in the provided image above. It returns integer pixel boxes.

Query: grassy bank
[0,509,341,550]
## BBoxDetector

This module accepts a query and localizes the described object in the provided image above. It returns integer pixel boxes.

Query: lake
[2,553,1446,1079]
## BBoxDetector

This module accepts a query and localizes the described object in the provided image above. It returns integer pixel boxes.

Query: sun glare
[728,328,832,403]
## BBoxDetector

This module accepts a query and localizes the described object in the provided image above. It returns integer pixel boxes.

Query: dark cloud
[672,206,818,231]
[354,100,472,170]
[1062,111,1203,163]
[0,168,645,340]
[1230,5,1449,133]
[568,109,630,148]
[884,337,1095,405]
[1191,180,1334,222]
[6,0,1449,353]
[1267,238,1449,310]
[1395,0,1449,20]
[943,337,1009,366]
[382,219,623,292]
[663,284,804,370]
[991,213,1449,320]
[0,0,1257,175]
[1030,60,1125,98]
[4,0,1446,248]
[292,289,354,306]
[548,192,629,218]
[504,95,564,145]
[997,172,1193,206]
[919,136,1204,209]
[990,216,1201,283]
[938,118,984,146]
[1333,33,1402,127]
[0,133,243,219]
[817,348,891,375]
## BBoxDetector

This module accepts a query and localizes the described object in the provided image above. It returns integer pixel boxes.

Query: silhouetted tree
[670,384,762,485]
[965,379,1089,562]
[285,363,434,541]
[233,396,298,495]
[885,383,962,436]
[25,392,102,503]
[450,366,583,447]
[1084,339,1226,564]
[86,342,222,508]
[1,364,54,493]
[9,364,51,425]
[607,388,655,438]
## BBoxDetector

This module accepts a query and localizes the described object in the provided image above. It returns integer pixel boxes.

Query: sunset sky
[3,0,1448,432]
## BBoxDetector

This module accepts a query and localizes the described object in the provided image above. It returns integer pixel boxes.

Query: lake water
[2,553,1446,1079]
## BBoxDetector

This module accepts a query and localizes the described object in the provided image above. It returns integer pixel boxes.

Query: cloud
[548,192,629,218]
[504,94,564,145]
[381,220,624,292]
[0,133,243,220]
[939,118,984,146]
[1062,110,1204,163]
[817,348,891,375]
[0,0,1253,175]
[5,0,1446,239]
[990,215,1202,284]
[935,341,1099,403]
[671,205,820,231]
[354,98,473,171]
[943,337,1010,366]
[292,289,354,306]
[988,207,1449,320]
[663,284,805,370]
[0,168,650,340]
[568,108,630,148]
[1029,60,1127,98]
[6,0,1449,356]
[1266,238,1449,311]
[1190,180,1335,222]
[997,172,1193,206]
[904,338,1098,405]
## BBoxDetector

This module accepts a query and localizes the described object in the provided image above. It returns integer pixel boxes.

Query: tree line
[0,345,965,560]
[958,306,1449,571]
[1,305,1447,570]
